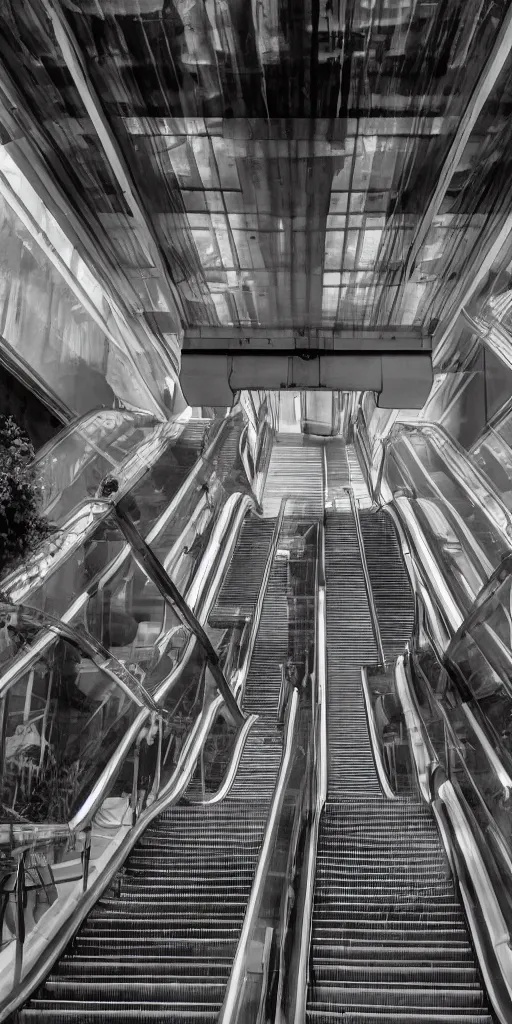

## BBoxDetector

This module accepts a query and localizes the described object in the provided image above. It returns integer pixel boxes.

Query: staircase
[19,510,293,1022]
[306,488,492,1023]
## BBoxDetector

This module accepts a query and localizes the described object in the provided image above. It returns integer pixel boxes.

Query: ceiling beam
[393,2,512,314]
[183,325,430,354]
[41,0,186,330]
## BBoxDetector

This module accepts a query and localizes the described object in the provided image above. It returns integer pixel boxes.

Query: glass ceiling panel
[0,0,510,337]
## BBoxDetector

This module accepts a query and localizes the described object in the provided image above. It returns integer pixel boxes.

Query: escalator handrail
[411,585,512,794]
[346,486,386,665]
[195,714,259,805]
[219,513,326,1024]
[114,502,244,726]
[292,519,327,1024]
[0,684,228,1023]
[417,421,512,544]
[1,411,195,604]
[68,495,250,831]
[0,415,245,694]
[392,495,464,633]
[217,687,301,1024]
[360,666,396,800]
[0,497,111,605]
[230,496,288,708]
[438,779,512,1007]
[397,435,495,582]
[385,503,452,654]
[395,654,437,803]
[448,552,512,648]
[396,654,512,1019]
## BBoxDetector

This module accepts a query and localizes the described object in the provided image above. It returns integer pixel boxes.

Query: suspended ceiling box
[180,327,433,409]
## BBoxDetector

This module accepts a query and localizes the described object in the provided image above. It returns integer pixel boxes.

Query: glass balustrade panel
[0,635,140,825]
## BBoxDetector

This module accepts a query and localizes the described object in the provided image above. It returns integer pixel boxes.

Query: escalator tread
[307,459,492,1023]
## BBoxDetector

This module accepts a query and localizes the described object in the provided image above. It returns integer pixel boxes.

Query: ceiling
[0,0,512,378]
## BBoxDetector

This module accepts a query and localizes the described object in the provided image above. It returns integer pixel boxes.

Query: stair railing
[345,486,386,666]
[231,497,288,710]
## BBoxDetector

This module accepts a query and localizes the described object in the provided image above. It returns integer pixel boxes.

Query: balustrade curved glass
[3,411,251,619]
[407,648,512,934]
[385,429,509,573]
[33,409,162,526]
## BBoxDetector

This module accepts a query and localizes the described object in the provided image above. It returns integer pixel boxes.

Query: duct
[180,352,433,409]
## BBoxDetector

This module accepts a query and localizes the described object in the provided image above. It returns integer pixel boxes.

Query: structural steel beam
[183,325,430,354]
[394,2,512,314]
[41,0,186,330]
[114,501,245,727]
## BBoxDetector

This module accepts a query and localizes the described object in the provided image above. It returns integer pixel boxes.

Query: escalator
[17,439,325,1022]
[10,436,500,1023]
[18,513,289,1021]
[306,448,493,1023]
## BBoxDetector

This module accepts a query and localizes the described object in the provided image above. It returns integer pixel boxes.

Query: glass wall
[0,190,167,419]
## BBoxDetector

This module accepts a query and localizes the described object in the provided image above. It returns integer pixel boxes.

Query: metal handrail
[360,666,396,800]
[0,422,246,698]
[1,498,111,605]
[384,503,452,654]
[395,655,436,803]
[411,638,512,799]
[197,714,258,805]
[293,519,327,1024]
[1,406,236,610]
[393,496,464,633]
[346,486,386,666]
[69,495,249,831]
[397,437,495,582]
[231,497,288,707]
[419,421,512,545]
[0,601,166,716]
[217,687,301,1024]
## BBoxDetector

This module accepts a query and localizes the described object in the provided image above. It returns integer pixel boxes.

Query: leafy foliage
[0,416,51,578]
